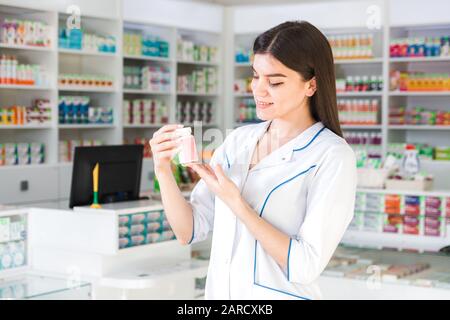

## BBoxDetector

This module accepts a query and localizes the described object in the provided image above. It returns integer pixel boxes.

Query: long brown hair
[253,21,343,137]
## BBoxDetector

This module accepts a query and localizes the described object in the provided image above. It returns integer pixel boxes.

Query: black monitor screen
[69,145,144,208]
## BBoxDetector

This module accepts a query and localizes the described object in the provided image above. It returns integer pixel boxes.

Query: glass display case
[0,274,91,300]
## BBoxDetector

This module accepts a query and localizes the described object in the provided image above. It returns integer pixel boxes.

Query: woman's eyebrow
[252,67,287,78]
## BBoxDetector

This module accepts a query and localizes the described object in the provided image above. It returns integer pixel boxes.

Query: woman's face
[251,53,314,121]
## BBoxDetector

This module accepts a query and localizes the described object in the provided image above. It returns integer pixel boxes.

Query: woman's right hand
[149,124,183,175]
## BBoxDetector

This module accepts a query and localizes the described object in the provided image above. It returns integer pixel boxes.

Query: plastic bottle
[175,127,199,165]
[402,144,420,179]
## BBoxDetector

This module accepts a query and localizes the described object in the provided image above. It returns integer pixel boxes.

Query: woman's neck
[269,113,317,140]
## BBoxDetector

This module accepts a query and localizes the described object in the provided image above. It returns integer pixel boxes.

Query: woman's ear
[305,77,317,97]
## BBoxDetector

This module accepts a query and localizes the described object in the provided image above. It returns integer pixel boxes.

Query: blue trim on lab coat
[225,153,231,169]
[187,214,195,245]
[293,126,326,152]
[287,238,292,281]
[253,164,317,300]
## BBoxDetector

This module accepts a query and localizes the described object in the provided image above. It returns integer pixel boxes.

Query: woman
[149,21,356,300]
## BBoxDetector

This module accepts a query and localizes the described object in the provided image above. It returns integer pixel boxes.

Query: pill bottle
[175,127,199,165]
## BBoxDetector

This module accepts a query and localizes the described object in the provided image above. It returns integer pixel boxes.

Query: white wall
[232,0,386,34]
[123,0,224,32]
[0,0,121,19]
[390,0,450,26]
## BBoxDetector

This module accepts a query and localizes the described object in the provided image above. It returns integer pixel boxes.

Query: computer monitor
[69,145,144,208]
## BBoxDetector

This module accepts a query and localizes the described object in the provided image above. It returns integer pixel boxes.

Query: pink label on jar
[178,135,198,164]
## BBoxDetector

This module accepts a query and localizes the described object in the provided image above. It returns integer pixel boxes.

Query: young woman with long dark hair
[150,21,356,300]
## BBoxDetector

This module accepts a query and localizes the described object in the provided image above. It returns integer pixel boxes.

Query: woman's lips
[256,99,274,109]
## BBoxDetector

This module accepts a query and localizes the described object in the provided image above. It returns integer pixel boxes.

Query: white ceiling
[175,0,348,6]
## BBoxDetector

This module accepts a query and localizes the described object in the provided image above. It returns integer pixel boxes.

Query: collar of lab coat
[242,120,325,172]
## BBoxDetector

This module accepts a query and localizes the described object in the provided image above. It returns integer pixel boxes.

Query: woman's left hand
[187,163,243,212]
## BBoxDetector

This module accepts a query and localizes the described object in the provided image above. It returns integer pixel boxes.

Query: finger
[153,124,183,137]
[150,140,180,153]
[154,149,179,160]
[191,164,217,183]
[151,131,182,145]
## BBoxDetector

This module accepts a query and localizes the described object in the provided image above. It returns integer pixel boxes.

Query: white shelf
[123,124,163,129]
[234,62,252,67]
[389,125,450,130]
[0,164,53,170]
[342,229,450,253]
[334,58,383,64]
[390,56,450,63]
[0,84,53,90]
[389,91,450,96]
[58,48,118,57]
[99,258,209,289]
[341,125,382,130]
[58,86,116,93]
[234,93,253,97]
[58,124,115,129]
[123,89,172,95]
[0,125,52,129]
[337,92,383,97]
[176,92,218,97]
[123,54,172,62]
[0,43,54,52]
[421,159,450,165]
[356,187,450,197]
[179,122,218,127]
[177,60,218,66]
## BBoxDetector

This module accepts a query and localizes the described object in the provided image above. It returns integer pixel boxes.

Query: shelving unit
[387,22,450,184]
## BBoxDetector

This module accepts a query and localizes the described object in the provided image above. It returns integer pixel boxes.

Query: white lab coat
[189,121,357,300]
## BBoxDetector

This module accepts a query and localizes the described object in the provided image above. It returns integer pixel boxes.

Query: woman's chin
[256,110,275,121]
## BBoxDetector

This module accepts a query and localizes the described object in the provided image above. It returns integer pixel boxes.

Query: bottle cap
[175,127,192,136]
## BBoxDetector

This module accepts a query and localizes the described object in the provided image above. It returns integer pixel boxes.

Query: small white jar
[175,127,199,164]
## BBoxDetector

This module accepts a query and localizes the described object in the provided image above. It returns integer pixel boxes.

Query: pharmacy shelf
[356,187,450,197]
[179,122,219,127]
[337,92,383,97]
[123,54,172,63]
[0,84,53,90]
[342,229,450,254]
[389,125,450,130]
[341,125,382,130]
[389,56,450,63]
[58,48,118,57]
[421,159,450,165]
[389,91,450,96]
[334,58,383,64]
[58,86,116,93]
[234,93,253,97]
[0,163,54,170]
[123,89,172,95]
[0,125,52,129]
[123,124,163,129]
[0,43,54,52]
[176,92,219,97]
[58,124,115,129]
[177,60,219,66]
[234,62,252,67]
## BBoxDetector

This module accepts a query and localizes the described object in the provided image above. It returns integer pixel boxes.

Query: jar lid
[175,127,191,136]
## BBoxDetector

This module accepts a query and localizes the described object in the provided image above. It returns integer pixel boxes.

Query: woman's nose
[251,78,268,97]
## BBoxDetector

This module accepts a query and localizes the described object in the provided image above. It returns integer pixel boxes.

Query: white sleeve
[187,143,226,244]
[287,144,357,284]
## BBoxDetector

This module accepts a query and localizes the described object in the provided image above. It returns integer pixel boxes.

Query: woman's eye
[269,82,283,87]
[252,75,259,79]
